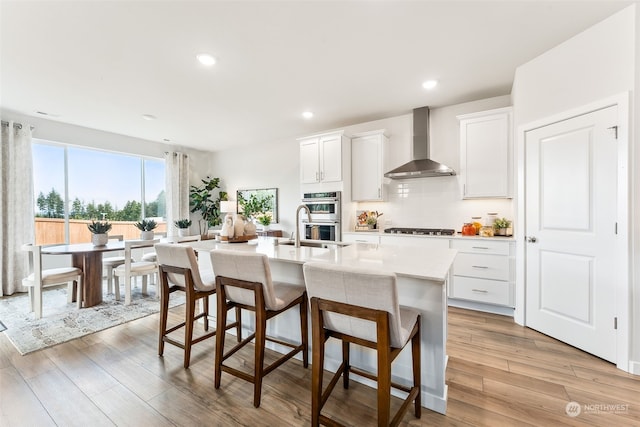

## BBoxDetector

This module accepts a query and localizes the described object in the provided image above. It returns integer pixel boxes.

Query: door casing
[515,93,630,372]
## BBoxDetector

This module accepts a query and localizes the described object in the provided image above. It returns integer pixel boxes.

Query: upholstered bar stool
[303,262,421,426]
[155,243,240,368]
[209,249,309,408]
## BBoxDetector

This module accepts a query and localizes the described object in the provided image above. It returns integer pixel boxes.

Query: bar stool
[210,249,309,408]
[303,262,421,426]
[155,243,240,368]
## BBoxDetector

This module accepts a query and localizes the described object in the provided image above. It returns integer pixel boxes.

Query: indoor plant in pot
[493,217,512,236]
[88,220,112,246]
[135,218,158,240]
[239,193,273,232]
[174,218,192,237]
[189,176,223,238]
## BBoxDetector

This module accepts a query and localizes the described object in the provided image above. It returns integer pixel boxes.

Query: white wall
[511,4,638,371]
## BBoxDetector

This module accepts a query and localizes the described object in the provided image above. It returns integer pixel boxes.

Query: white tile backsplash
[356,177,514,232]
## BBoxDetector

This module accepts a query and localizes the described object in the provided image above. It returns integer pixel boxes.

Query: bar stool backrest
[155,243,213,291]
[303,261,406,348]
[210,249,277,310]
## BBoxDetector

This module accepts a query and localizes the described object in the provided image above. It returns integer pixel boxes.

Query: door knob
[527,236,537,243]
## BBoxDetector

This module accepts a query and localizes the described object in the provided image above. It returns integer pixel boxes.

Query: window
[32,140,166,244]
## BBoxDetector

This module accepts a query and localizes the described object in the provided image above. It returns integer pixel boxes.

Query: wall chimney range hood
[384,106,456,179]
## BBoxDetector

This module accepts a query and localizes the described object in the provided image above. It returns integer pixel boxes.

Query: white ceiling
[0,1,632,152]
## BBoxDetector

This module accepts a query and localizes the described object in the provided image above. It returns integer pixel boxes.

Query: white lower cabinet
[448,239,515,308]
[342,233,380,244]
[380,235,449,249]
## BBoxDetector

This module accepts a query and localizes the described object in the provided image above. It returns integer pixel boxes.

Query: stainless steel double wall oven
[301,191,341,241]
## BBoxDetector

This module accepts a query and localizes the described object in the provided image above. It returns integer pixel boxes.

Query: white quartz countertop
[188,237,456,283]
[344,231,515,242]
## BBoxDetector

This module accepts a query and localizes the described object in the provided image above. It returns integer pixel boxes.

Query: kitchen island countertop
[185,236,455,414]
[189,237,456,283]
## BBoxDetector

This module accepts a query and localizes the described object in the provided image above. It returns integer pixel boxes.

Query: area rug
[0,287,185,355]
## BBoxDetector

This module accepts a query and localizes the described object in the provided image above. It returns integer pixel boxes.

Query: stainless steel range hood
[384,106,456,179]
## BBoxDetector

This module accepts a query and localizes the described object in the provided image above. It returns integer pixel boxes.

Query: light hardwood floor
[1,304,638,426]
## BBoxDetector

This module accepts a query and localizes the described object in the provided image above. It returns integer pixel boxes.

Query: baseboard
[628,360,640,375]
[448,298,515,317]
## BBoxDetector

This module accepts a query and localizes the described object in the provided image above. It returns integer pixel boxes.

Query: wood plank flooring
[1,304,638,426]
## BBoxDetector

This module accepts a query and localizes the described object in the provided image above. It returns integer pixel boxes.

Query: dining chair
[302,261,421,426]
[209,249,308,408]
[155,243,240,368]
[101,235,130,295]
[113,239,159,305]
[21,243,83,319]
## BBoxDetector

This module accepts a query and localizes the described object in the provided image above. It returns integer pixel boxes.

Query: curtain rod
[1,120,35,131]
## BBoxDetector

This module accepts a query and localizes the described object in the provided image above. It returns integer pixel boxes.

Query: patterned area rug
[0,286,185,355]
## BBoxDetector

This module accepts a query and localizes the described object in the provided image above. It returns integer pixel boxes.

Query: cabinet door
[352,135,383,201]
[379,235,449,250]
[300,138,320,183]
[459,109,512,198]
[319,134,342,182]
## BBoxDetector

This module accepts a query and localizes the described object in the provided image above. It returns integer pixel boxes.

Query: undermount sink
[278,240,325,248]
[277,240,350,248]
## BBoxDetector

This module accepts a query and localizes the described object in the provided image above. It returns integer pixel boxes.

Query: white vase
[92,233,108,246]
[178,228,188,237]
[141,230,155,240]
[244,221,257,236]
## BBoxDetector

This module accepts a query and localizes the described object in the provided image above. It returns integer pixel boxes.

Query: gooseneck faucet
[295,204,312,248]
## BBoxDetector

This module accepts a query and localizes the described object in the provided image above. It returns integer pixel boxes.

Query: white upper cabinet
[299,131,346,184]
[351,130,388,201]
[458,107,513,199]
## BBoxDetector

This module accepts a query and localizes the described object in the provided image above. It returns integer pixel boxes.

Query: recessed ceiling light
[142,114,156,121]
[163,138,171,142]
[422,80,438,90]
[197,53,216,66]
[302,111,314,119]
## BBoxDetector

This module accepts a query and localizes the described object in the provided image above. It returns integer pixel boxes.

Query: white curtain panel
[0,121,34,296]
[165,152,189,237]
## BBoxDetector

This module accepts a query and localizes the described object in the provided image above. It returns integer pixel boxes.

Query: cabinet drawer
[453,253,509,281]
[343,234,380,244]
[449,276,512,306]
[450,239,510,255]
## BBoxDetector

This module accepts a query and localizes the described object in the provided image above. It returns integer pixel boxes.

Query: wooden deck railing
[35,218,168,245]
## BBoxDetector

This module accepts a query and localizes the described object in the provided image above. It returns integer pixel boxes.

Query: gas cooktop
[384,227,456,236]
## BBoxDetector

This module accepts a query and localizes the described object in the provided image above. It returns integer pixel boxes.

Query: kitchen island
[188,237,457,414]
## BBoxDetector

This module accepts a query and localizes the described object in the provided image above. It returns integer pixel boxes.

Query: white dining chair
[101,235,131,295]
[21,243,83,319]
[113,239,159,305]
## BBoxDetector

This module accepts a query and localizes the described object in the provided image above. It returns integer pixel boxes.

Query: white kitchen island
[188,237,456,415]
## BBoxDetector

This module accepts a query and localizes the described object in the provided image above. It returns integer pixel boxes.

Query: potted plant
[174,218,192,237]
[189,177,223,237]
[493,217,512,236]
[87,220,112,246]
[134,218,158,240]
[257,213,272,231]
[239,193,273,227]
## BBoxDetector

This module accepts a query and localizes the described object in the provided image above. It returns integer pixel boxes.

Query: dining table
[40,240,156,307]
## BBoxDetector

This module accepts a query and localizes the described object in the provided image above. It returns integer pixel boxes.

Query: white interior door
[525,105,618,363]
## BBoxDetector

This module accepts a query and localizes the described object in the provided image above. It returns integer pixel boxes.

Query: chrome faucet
[295,204,312,248]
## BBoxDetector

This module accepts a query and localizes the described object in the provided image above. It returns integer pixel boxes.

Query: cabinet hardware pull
[472,289,488,293]
[378,188,381,198]
[472,265,488,269]
[472,246,489,249]
[315,172,319,181]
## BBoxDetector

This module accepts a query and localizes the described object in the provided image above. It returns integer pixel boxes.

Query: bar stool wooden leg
[184,291,196,369]
[342,341,350,389]
[214,293,228,390]
[158,275,170,357]
[300,298,309,368]
[412,321,422,418]
[311,303,324,427]
[253,307,267,407]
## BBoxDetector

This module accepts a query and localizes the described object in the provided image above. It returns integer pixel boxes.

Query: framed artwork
[236,188,278,224]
